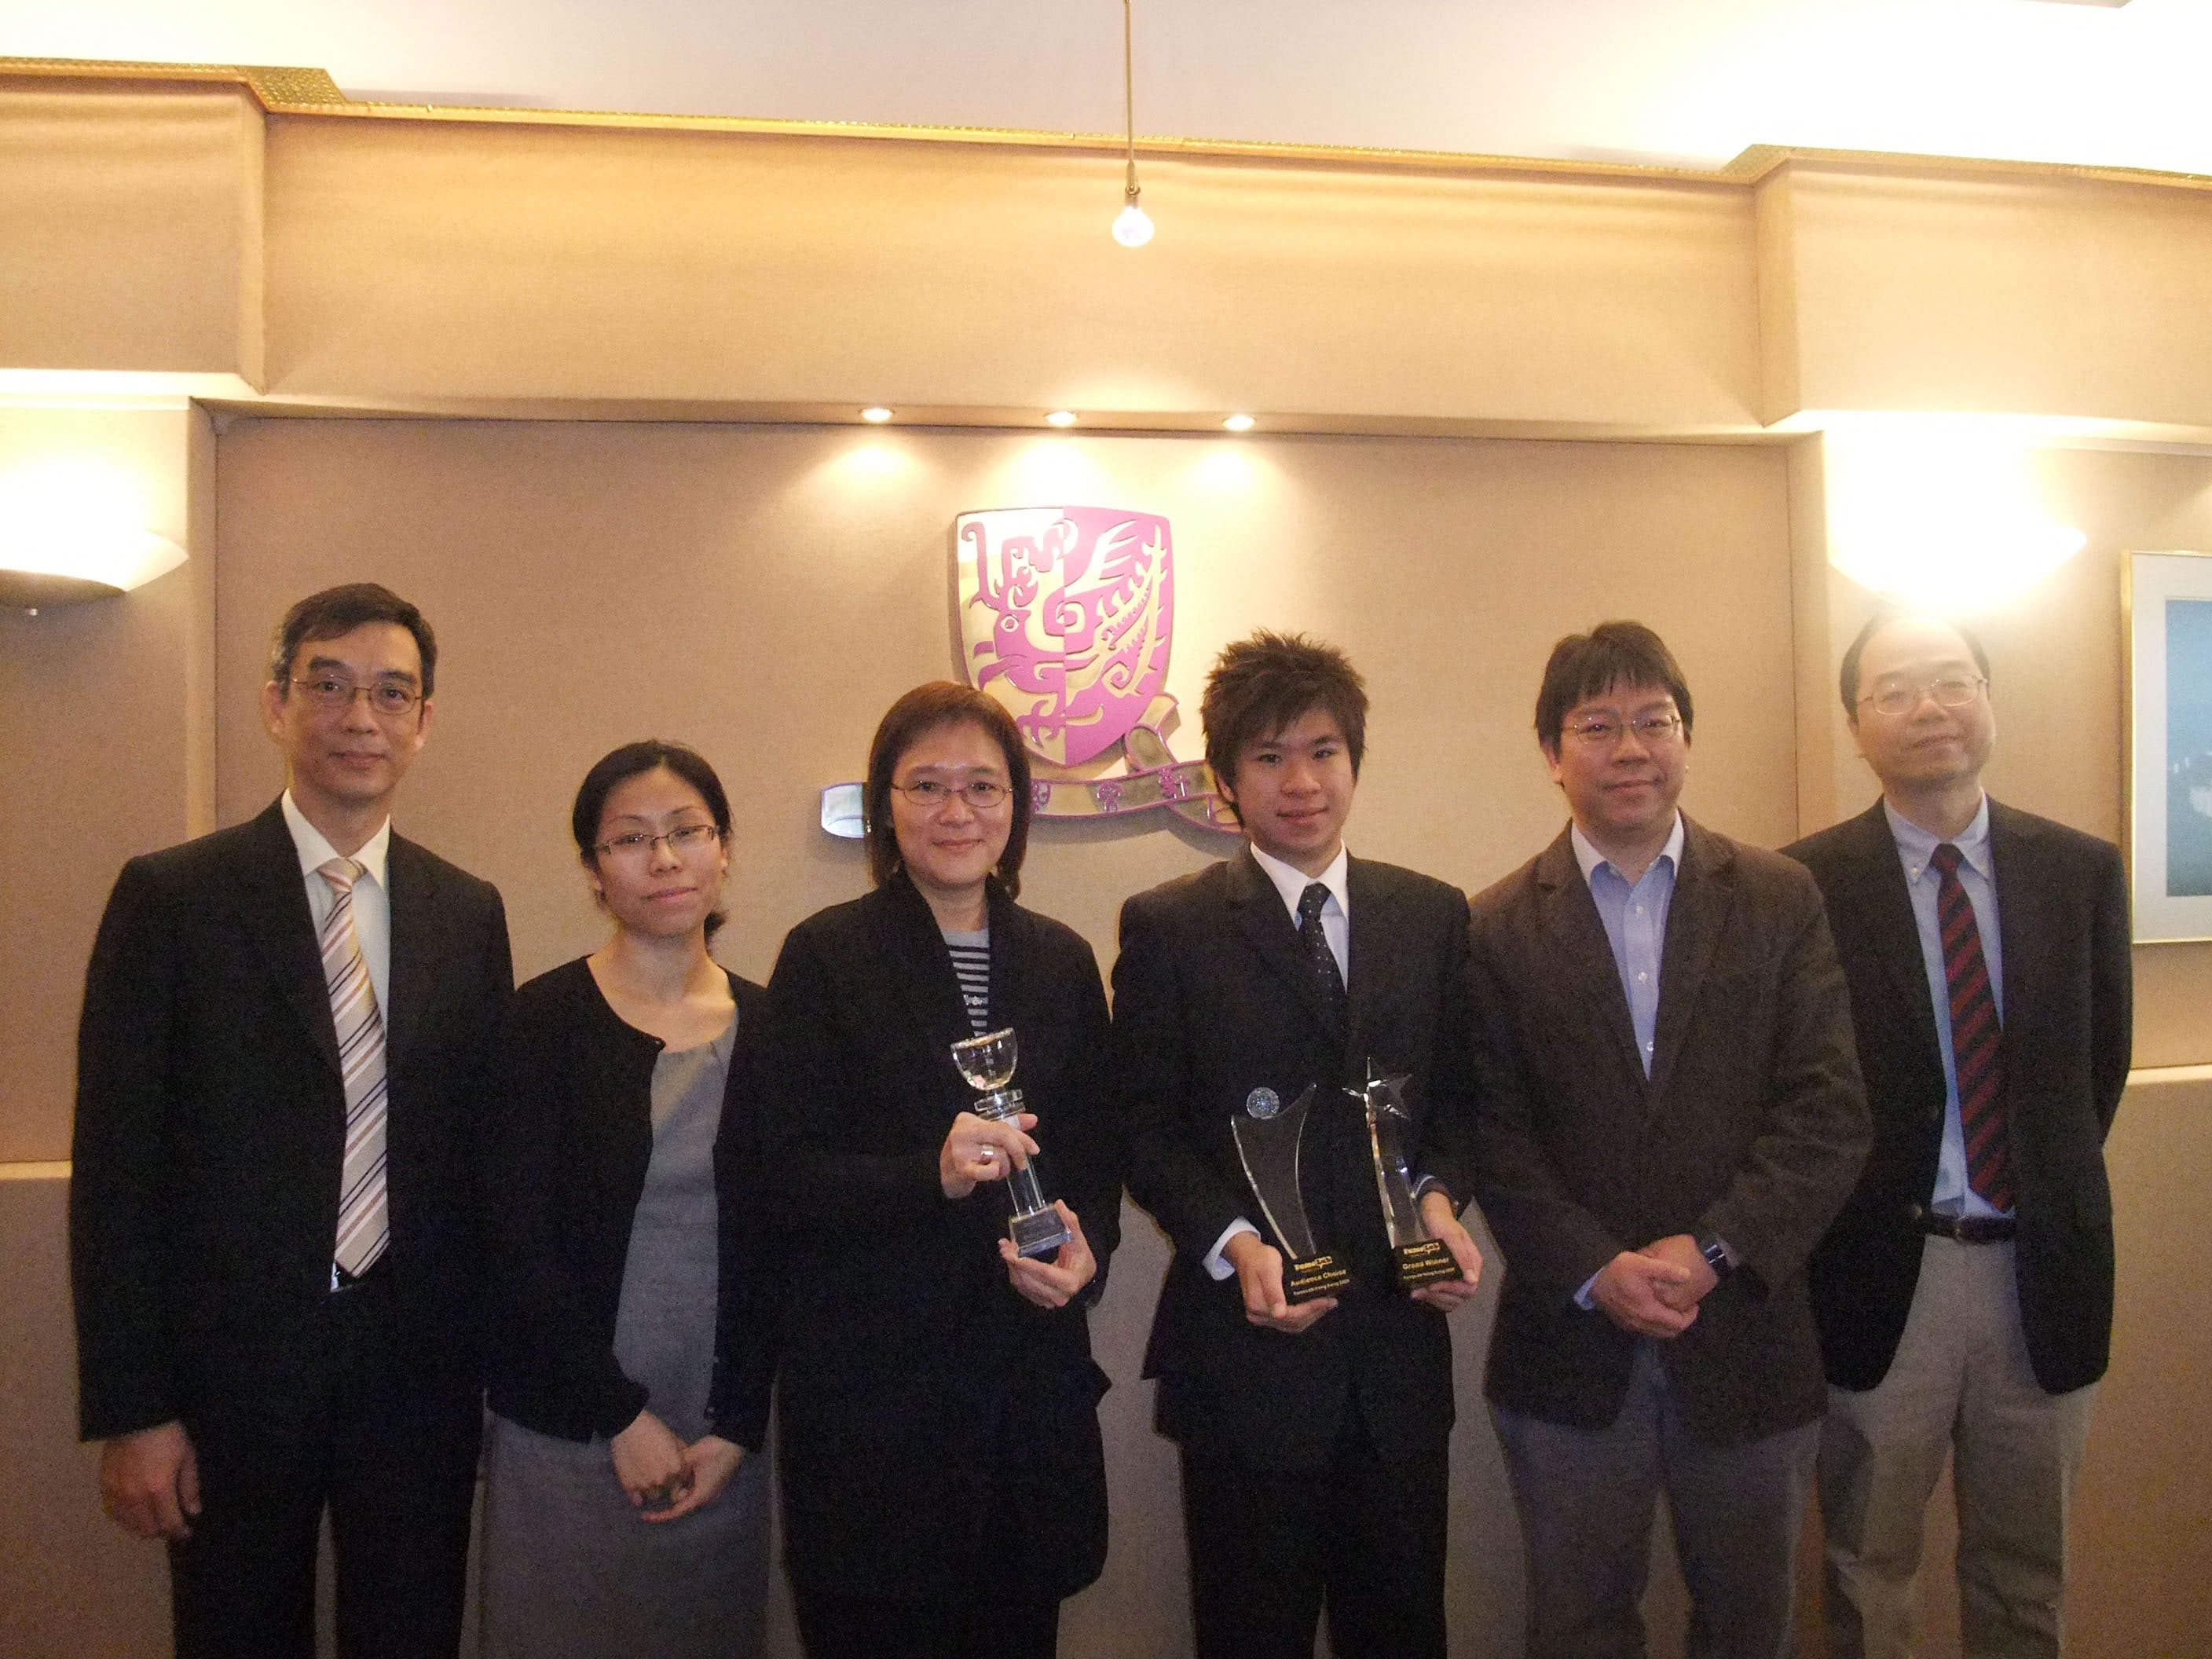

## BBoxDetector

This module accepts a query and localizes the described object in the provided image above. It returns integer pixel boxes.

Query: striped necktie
[1930,843,2013,1213]
[319,859,390,1278]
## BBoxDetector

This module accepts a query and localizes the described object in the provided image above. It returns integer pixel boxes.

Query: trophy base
[1393,1237,1460,1291]
[1009,1206,1072,1260]
[1285,1252,1351,1302]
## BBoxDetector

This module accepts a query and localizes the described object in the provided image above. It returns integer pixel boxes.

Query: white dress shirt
[281,790,394,1018]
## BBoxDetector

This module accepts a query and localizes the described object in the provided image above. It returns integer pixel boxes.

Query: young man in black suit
[71,583,513,1658]
[1785,613,2130,1659]
[1111,630,1485,1659]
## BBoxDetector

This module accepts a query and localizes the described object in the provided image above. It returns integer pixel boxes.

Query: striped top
[943,926,991,1035]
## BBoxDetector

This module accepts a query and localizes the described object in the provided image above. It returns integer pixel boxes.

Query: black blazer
[483,958,778,1450]
[1111,849,1480,1472]
[1785,799,2132,1394]
[1469,819,1869,1445]
[757,871,1120,1605]
[71,799,512,1441]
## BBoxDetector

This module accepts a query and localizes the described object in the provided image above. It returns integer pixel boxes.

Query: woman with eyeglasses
[479,740,777,1659]
[759,682,1122,1658]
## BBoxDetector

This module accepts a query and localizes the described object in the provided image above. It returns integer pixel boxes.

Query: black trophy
[950,1027,1074,1259]
[1346,1064,1460,1291]
[1230,1083,1351,1302]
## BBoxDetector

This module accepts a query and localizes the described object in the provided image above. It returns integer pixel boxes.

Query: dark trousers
[167,1267,482,1659]
[794,1588,1062,1659]
[1495,1341,1819,1659]
[1180,1417,1449,1659]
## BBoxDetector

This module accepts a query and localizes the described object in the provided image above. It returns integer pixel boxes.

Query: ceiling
[5,0,2208,178]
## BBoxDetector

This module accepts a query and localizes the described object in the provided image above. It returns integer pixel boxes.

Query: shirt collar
[1250,840,1351,919]
[1569,811,1684,888]
[1883,793,1992,882]
[281,789,392,891]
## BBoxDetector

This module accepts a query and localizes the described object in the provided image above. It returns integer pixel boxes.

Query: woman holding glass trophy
[759,682,1122,1658]
[478,742,778,1658]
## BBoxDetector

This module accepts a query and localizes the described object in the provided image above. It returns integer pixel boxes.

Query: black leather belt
[1913,1207,2016,1243]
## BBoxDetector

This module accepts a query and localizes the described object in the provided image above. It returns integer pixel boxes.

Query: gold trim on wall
[7,56,2212,195]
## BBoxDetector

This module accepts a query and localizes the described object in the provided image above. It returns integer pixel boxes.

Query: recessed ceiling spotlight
[1223,414,1255,433]
[1046,411,1079,427]
[860,407,893,423]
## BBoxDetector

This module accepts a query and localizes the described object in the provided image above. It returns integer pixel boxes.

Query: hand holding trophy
[1230,1084,1352,1302]
[1346,1063,1462,1291]
[950,1027,1075,1259]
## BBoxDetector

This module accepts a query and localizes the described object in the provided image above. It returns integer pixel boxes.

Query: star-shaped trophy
[1346,1062,1461,1291]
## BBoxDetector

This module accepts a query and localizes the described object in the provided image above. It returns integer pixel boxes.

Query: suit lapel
[1987,799,2045,1046]
[1226,846,1339,1039]
[384,835,434,1070]
[1833,801,1944,1066]
[230,800,342,1079]
[870,873,981,1106]
[1532,827,1647,1090]
[1343,856,1399,1074]
[1646,818,1732,1101]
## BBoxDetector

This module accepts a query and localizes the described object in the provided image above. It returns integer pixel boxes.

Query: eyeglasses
[1860,676,1987,718]
[291,676,421,717]
[593,823,723,861]
[892,779,1012,811]
[1565,712,1684,746]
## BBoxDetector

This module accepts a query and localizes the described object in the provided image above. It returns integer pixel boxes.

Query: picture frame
[2125,548,2212,942]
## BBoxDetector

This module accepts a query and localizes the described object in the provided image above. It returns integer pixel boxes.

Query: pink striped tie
[319,859,389,1278]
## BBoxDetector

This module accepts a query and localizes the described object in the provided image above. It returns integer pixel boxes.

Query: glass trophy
[950,1027,1074,1260]
[1346,1064,1460,1291]
[1230,1084,1350,1302]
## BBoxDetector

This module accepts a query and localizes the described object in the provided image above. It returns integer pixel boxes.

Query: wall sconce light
[1110,0,1155,247]
[1046,410,1079,428]
[0,457,186,611]
[1223,414,1255,433]
[1822,419,2087,610]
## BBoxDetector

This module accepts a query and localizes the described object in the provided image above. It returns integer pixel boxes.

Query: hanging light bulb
[1111,0,1153,247]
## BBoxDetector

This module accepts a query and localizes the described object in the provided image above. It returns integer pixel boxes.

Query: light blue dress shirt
[1570,813,1685,1079]
[1883,797,2009,1220]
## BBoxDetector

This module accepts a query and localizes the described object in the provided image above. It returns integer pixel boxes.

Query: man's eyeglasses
[593,823,723,861]
[892,779,1011,811]
[1859,676,1986,719]
[1565,713,1684,746]
[290,676,421,717]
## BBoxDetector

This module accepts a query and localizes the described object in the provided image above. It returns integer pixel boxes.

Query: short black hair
[1534,621,1694,753]
[1838,610,1992,716]
[269,583,438,698]
[862,683,1034,899]
[1200,630,1369,798]
[571,740,734,939]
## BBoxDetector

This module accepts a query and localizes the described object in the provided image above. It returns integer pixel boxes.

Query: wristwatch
[1694,1233,1735,1281]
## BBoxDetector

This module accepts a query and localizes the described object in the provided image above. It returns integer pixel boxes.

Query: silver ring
[978,1146,994,1163]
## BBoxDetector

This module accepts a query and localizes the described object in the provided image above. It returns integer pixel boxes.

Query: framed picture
[2126,548,2212,942]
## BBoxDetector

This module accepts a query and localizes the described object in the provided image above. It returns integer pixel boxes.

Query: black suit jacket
[1785,799,2132,1395]
[756,871,1120,1604]
[1111,849,1480,1472]
[71,799,512,1441]
[484,958,778,1450]
[1469,818,1868,1445]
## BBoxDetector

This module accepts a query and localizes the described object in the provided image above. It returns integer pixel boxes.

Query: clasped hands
[1226,1188,1484,1335]
[938,1111,1097,1310]
[610,1409,745,1522]
[1589,1232,1720,1339]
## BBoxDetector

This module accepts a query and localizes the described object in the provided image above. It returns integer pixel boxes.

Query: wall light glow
[1822,419,2086,610]
[860,406,894,423]
[1222,414,1255,433]
[0,456,186,602]
[1045,411,1079,428]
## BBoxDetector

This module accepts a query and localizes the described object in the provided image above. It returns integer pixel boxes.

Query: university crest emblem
[816,506,1231,837]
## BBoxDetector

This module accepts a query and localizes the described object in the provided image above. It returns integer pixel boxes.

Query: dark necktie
[1931,843,2013,1212]
[1298,881,1348,1028]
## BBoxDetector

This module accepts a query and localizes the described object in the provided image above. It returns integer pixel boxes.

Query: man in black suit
[71,583,512,1658]
[1111,630,1485,1659]
[1469,621,1868,1659]
[1785,612,2130,1659]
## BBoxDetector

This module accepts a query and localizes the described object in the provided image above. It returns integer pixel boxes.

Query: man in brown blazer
[1470,621,1870,1659]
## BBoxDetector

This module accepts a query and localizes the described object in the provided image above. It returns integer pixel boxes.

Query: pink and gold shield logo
[955,507,1174,767]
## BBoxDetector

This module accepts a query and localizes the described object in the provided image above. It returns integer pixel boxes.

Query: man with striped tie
[1786,611,2131,1659]
[71,584,513,1657]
